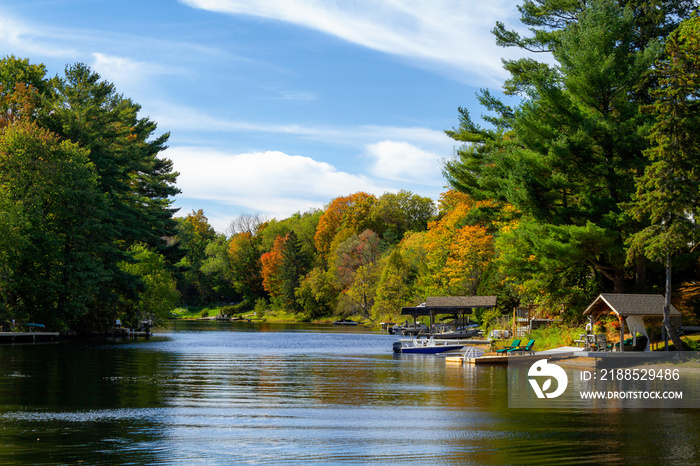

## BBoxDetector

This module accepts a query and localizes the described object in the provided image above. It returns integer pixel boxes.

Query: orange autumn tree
[419,190,494,296]
[314,192,376,260]
[260,234,287,297]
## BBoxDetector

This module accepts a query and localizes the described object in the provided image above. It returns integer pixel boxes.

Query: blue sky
[0,0,527,232]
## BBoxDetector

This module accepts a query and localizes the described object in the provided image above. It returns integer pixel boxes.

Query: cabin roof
[582,293,679,317]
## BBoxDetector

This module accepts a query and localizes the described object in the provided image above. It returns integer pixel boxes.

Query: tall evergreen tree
[279,231,310,312]
[445,0,693,299]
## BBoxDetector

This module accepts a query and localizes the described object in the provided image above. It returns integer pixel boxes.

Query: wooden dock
[0,331,60,343]
[445,346,582,365]
[445,353,541,365]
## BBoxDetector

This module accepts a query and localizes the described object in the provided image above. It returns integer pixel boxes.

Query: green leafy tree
[120,244,180,326]
[370,190,436,244]
[0,120,106,330]
[175,210,218,303]
[259,210,321,259]
[0,55,55,96]
[295,266,338,318]
[228,231,265,304]
[200,235,239,304]
[373,248,414,319]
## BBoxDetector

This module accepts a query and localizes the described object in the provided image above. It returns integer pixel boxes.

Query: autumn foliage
[260,234,287,296]
[314,192,376,259]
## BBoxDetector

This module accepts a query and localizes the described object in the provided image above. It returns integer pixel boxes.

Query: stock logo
[528,359,568,399]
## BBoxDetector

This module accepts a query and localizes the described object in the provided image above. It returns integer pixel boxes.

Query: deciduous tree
[0,120,106,330]
[120,244,180,326]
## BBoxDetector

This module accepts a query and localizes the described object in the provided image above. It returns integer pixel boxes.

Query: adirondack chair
[496,339,521,356]
[508,339,536,355]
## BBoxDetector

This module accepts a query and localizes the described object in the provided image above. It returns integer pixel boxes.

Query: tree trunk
[612,268,625,293]
[664,254,684,351]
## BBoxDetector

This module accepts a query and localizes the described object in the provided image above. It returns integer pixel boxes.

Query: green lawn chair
[508,339,536,355]
[496,339,521,356]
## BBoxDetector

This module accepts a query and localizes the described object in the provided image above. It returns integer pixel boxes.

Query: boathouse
[401,296,497,331]
[582,293,680,351]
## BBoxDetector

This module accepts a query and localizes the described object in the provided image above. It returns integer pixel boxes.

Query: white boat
[392,337,471,354]
[388,322,429,335]
[431,322,480,339]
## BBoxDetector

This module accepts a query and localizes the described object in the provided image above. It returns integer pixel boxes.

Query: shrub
[220,305,237,315]
[254,298,268,318]
[525,325,585,351]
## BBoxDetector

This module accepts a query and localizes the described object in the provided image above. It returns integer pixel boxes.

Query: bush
[254,298,268,319]
[199,309,210,318]
[220,305,237,315]
[525,325,585,351]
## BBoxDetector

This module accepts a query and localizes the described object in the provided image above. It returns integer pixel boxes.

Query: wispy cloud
[0,11,80,58]
[268,89,317,102]
[148,100,455,155]
[91,53,180,91]
[0,7,216,86]
[179,0,523,84]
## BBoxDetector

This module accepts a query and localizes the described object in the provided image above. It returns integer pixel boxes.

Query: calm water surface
[1,321,699,464]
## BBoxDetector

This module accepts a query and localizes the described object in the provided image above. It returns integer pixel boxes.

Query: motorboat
[388,322,429,335]
[332,319,358,326]
[392,337,468,354]
[430,321,480,339]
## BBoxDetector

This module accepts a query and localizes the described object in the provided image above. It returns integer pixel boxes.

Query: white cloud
[166,146,394,220]
[148,100,455,152]
[366,140,443,183]
[179,0,523,84]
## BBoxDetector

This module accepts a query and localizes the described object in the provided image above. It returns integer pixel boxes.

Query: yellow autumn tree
[418,190,494,296]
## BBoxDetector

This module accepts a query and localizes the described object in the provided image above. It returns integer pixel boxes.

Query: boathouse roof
[582,293,679,317]
[401,296,497,316]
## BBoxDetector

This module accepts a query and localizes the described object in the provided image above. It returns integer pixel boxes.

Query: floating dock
[444,346,672,366]
[445,346,581,365]
[0,331,60,343]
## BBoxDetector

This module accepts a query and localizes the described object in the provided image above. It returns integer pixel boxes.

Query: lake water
[1,321,699,464]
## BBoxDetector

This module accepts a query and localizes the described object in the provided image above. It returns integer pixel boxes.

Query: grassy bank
[490,325,586,352]
[170,305,378,325]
